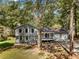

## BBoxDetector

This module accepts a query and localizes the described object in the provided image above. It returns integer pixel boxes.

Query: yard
[0,37,44,59]
[0,46,69,59]
[0,37,69,59]
[0,37,46,59]
[0,48,44,59]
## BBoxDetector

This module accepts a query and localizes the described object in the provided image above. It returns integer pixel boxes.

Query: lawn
[0,48,44,59]
[0,47,69,59]
[0,37,69,59]
[0,37,45,59]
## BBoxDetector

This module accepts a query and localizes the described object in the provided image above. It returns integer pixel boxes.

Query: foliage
[0,1,33,29]
[0,0,79,32]
[0,42,14,49]
[0,38,15,49]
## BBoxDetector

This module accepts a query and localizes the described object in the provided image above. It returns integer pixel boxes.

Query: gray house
[15,24,38,44]
[41,27,68,41]
[41,27,54,41]
[15,24,69,44]
[53,28,68,41]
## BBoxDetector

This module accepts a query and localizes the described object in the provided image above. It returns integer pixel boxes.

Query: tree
[55,0,79,55]
[33,0,56,49]
[0,1,34,29]
[69,0,77,55]
[33,0,43,49]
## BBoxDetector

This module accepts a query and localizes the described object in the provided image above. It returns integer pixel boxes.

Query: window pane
[20,36,22,40]
[31,29,34,33]
[19,29,22,33]
[26,36,28,40]
[16,36,19,39]
[45,33,49,38]
[25,28,28,33]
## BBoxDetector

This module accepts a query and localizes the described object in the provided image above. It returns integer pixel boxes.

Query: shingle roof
[53,28,68,34]
[14,24,38,30]
[41,27,54,32]
[41,27,68,34]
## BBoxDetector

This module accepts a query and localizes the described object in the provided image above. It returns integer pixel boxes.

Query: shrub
[0,42,14,49]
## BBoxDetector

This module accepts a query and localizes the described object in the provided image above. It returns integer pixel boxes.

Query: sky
[32,0,36,4]
[0,0,46,5]
[18,0,46,4]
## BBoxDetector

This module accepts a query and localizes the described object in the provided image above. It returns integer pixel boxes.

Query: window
[20,36,22,40]
[16,36,19,39]
[25,28,28,33]
[45,33,49,38]
[19,29,22,33]
[51,33,53,36]
[26,36,28,40]
[31,29,34,33]
[20,36,24,43]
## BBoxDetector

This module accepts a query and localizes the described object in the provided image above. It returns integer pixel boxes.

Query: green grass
[0,37,15,49]
[0,42,14,49]
[0,48,43,59]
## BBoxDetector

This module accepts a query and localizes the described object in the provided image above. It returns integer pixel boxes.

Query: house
[41,27,68,41]
[53,28,68,41]
[15,24,69,44]
[41,27,54,41]
[15,24,38,44]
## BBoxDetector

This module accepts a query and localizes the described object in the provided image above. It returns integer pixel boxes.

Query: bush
[0,42,14,49]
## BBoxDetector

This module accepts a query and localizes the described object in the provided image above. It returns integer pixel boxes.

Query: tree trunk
[36,0,48,50]
[70,1,76,55]
[74,3,77,38]
[38,30,42,49]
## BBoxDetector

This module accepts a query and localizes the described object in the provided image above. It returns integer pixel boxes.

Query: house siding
[15,25,69,44]
[15,25,38,44]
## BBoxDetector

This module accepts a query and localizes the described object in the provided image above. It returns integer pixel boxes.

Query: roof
[14,24,38,30]
[41,27,68,34]
[53,28,68,34]
[14,24,68,34]
[41,27,54,32]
